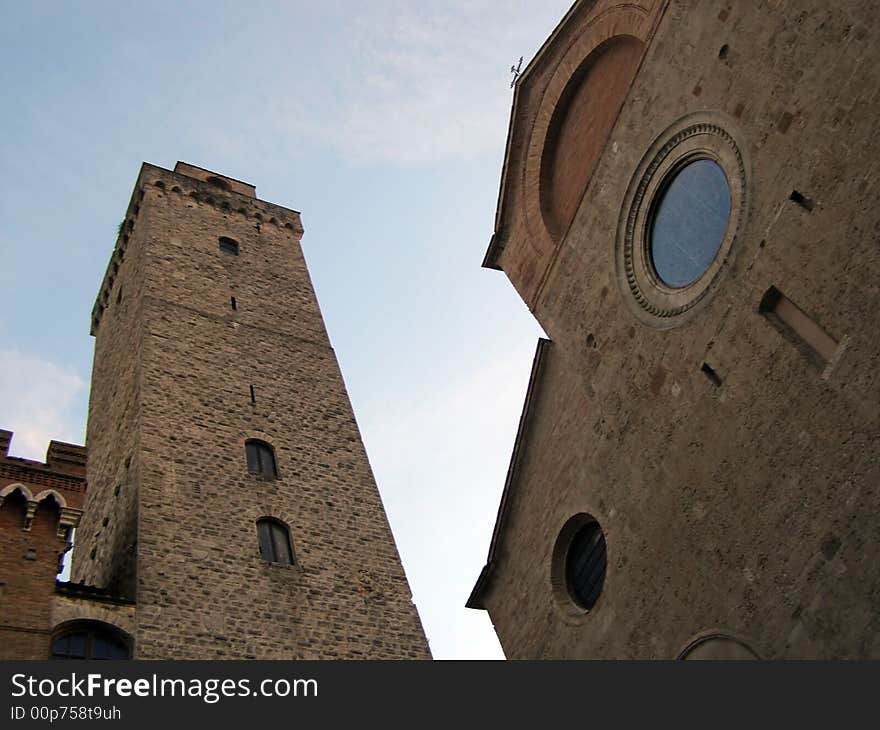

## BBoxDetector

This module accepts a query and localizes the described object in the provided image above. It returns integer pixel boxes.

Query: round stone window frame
[550,513,608,622]
[615,113,750,328]
[676,630,761,660]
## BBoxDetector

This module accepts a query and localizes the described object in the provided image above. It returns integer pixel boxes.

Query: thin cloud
[267,1,570,165]
[0,348,85,460]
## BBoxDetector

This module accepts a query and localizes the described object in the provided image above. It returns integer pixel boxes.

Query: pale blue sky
[0,0,571,659]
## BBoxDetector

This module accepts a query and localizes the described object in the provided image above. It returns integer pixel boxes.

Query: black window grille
[565,521,607,610]
[245,439,277,479]
[257,518,294,565]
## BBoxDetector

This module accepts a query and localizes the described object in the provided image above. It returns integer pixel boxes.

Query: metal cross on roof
[510,56,523,88]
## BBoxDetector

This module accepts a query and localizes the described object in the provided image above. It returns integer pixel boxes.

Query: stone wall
[80,164,430,659]
[480,0,880,659]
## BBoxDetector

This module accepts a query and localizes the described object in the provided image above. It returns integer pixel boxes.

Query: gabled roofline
[483,0,585,270]
[467,337,552,609]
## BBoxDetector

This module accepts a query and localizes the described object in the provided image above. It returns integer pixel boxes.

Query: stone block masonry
[72,162,430,659]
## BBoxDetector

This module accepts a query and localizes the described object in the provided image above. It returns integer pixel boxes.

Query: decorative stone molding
[550,511,609,625]
[23,500,38,531]
[615,112,750,328]
[58,507,83,540]
[677,630,761,660]
[0,482,33,504]
[33,489,67,509]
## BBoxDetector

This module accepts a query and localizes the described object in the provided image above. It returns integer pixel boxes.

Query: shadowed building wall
[470,0,880,659]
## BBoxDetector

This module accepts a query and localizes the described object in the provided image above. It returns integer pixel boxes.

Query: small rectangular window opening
[759,286,838,365]
[230,296,237,311]
[701,362,723,387]
[257,520,294,565]
[249,384,256,404]
[218,236,239,256]
[245,440,277,479]
[789,190,814,212]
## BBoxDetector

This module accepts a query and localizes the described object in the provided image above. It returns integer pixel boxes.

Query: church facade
[468,0,880,658]
[0,162,430,659]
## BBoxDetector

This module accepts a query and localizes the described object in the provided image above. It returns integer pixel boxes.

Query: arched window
[218,236,239,256]
[50,622,130,660]
[0,487,28,529]
[245,439,277,479]
[207,175,232,191]
[256,518,294,565]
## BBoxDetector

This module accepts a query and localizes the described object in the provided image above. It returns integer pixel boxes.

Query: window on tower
[245,439,277,479]
[256,518,295,565]
[207,175,232,191]
[218,236,239,256]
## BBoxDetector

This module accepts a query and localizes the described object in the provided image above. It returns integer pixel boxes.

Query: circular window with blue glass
[615,114,748,328]
[649,159,731,288]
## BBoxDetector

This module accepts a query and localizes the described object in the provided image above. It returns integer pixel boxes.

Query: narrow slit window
[257,518,294,565]
[245,439,277,479]
[789,190,814,212]
[249,385,256,404]
[218,236,239,256]
[701,362,723,387]
[759,286,838,364]
[230,296,237,311]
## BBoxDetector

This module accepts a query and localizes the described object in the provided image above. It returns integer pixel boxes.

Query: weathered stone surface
[71,163,430,659]
[476,0,880,659]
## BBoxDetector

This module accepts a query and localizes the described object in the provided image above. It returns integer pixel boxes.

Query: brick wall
[0,444,87,659]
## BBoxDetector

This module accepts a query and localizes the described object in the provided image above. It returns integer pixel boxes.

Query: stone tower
[72,161,430,659]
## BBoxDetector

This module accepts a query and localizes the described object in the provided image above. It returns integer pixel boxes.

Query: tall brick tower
[72,162,430,659]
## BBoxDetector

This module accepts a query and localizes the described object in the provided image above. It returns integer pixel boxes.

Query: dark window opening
[231,296,237,311]
[206,176,232,191]
[701,362,723,387]
[249,385,256,404]
[218,236,239,256]
[51,623,130,660]
[256,518,295,565]
[565,520,607,610]
[789,190,814,212]
[245,439,277,479]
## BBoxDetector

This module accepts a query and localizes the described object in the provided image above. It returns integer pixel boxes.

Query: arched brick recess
[541,34,644,241]
[515,2,662,306]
